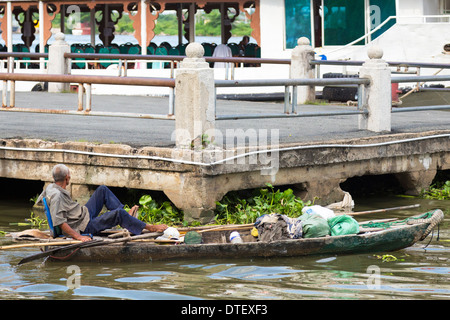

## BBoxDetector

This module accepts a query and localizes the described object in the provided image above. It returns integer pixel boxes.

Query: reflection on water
[0,196,449,300]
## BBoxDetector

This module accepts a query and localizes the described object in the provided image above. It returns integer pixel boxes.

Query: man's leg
[83,208,146,236]
[84,185,124,219]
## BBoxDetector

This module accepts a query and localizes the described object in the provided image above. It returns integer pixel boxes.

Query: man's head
[52,164,70,186]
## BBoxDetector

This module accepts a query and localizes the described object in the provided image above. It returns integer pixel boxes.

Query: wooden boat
[43,210,444,263]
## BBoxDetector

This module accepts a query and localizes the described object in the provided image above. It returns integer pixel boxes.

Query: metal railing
[65,53,290,80]
[0,72,176,120]
[311,58,450,112]
[391,74,450,112]
[0,52,48,71]
[212,58,450,121]
[311,59,450,70]
[0,51,292,122]
[1,51,290,80]
[1,51,449,125]
[214,77,370,120]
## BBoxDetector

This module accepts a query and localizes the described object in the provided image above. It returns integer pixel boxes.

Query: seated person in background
[212,43,233,68]
[238,36,250,56]
[38,164,167,242]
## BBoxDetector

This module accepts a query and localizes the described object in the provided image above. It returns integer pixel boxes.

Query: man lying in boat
[37,164,168,242]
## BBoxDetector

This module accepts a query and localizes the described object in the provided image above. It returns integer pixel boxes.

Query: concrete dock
[0,92,449,223]
[1,91,449,147]
[1,41,449,223]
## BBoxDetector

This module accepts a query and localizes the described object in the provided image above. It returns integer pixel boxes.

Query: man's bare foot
[128,205,139,218]
[145,224,168,233]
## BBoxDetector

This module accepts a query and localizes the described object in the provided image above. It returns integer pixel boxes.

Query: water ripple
[208,265,304,280]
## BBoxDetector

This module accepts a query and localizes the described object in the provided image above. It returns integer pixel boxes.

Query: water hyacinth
[214,183,312,225]
[421,181,450,200]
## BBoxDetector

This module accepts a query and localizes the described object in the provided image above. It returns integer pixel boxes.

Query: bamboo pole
[197,224,254,233]
[342,204,420,216]
[0,240,81,250]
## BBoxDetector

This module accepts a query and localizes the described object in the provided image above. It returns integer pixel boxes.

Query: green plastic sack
[299,214,330,238]
[328,215,360,236]
[184,231,202,244]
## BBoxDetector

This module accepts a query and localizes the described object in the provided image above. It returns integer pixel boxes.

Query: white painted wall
[323,22,450,62]
[397,0,426,23]
[259,0,289,59]
[397,0,424,15]
[423,0,441,15]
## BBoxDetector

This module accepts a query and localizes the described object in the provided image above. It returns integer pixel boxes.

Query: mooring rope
[360,210,444,242]
[360,211,435,229]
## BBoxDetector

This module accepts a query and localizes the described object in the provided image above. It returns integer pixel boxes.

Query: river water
[0,195,449,301]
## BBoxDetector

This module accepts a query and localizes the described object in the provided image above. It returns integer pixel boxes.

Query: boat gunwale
[47,213,442,262]
[99,221,425,248]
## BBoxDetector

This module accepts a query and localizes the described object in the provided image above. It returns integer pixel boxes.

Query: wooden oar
[341,204,421,216]
[17,232,162,265]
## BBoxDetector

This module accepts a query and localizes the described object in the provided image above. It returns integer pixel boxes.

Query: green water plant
[373,254,408,263]
[136,195,184,225]
[134,184,312,226]
[27,212,48,229]
[420,181,450,200]
[215,183,312,225]
[17,212,48,229]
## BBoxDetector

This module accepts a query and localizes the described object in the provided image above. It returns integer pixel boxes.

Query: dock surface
[1,91,449,147]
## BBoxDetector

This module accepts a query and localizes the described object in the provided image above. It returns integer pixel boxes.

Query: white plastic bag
[301,205,335,220]
[156,227,180,240]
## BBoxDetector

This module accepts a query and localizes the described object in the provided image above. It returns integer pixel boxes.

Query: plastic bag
[299,214,330,238]
[328,215,360,236]
[302,205,335,220]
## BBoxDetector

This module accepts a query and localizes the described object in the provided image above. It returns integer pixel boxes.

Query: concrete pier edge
[1,129,449,223]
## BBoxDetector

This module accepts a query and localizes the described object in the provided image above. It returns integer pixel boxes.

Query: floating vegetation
[215,183,312,225]
[134,183,312,226]
[420,181,450,200]
[373,254,408,263]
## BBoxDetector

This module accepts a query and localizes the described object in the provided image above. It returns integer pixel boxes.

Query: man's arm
[60,223,92,242]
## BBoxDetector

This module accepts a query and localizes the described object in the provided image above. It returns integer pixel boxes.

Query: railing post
[9,80,15,108]
[85,84,92,112]
[2,81,7,108]
[77,84,84,111]
[169,42,218,224]
[48,32,71,93]
[174,42,215,148]
[358,45,392,132]
[290,37,315,105]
